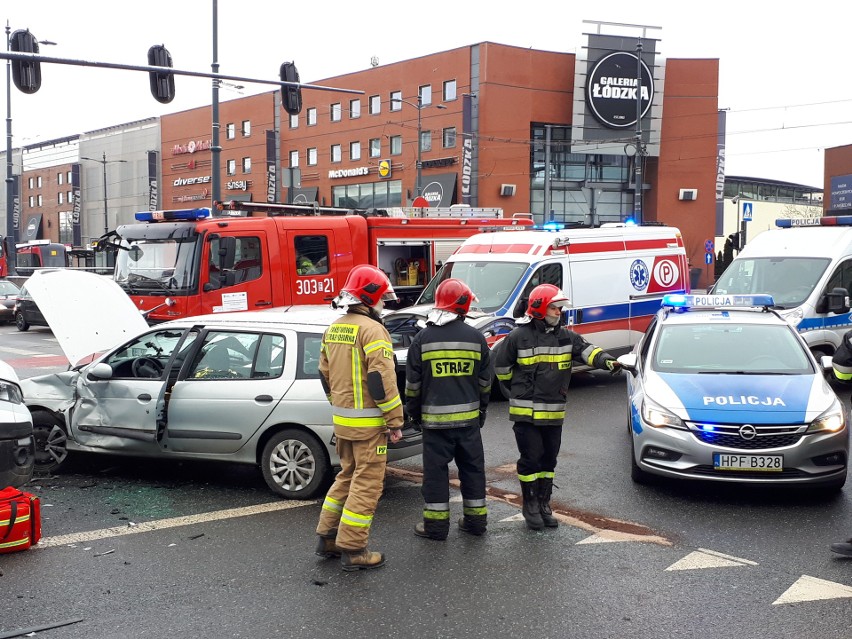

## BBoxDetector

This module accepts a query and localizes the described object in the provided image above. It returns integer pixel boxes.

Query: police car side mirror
[822,287,850,315]
[821,355,833,372]
[617,353,638,375]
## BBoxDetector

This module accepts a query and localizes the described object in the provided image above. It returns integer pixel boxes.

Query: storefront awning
[419,173,457,207]
[290,187,319,204]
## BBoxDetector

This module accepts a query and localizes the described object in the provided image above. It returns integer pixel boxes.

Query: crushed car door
[162,329,295,454]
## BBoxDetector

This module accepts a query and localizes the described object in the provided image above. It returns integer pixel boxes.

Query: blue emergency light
[541,221,565,231]
[775,215,852,228]
[134,208,212,222]
[662,293,775,311]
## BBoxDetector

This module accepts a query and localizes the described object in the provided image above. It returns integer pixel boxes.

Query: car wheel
[31,410,69,473]
[15,311,29,332]
[261,429,330,499]
[629,440,651,484]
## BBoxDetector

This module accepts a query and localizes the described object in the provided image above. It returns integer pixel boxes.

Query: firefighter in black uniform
[494,284,621,530]
[830,329,852,557]
[406,279,492,540]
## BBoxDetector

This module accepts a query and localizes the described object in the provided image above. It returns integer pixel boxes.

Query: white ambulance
[712,216,852,357]
[404,223,689,356]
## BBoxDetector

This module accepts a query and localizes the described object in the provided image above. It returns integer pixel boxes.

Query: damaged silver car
[18,270,422,499]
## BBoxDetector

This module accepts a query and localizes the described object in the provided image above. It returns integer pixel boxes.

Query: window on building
[331,144,342,163]
[350,141,361,161]
[28,177,33,189]
[242,157,251,173]
[390,135,402,156]
[67,170,72,184]
[443,79,457,102]
[443,127,457,148]
[370,138,381,158]
[350,99,361,119]
[330,103,341,122]
[227,159,236,176]
[28,196,34,207]
[67,190,73,204]
[37,176,43,188]
[226,123,236,140]
[308,147,318,166]
[307,107,317,126]
[242,120,251,136]
[58,192,64,204]
[332,180,403,208]
[37,195,43,206]
[369,95,380,115]
[390,90,402,111]
[59,212,73,244]
[289,150,299,168]
[57,172,64,185]
[290,114,299,129]
[419,85,432,106]
[420,130,432,153]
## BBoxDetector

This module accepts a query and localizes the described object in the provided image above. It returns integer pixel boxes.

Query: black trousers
[512,421,563,479]
[421,427,486,504]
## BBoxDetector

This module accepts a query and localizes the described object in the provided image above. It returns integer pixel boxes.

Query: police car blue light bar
[775,215,852,228]
[135,208,212,222]
[662,293,775,309]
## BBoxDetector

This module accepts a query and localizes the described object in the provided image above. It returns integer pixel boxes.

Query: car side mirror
[88,363,114,380]
[823,287,850,315]
[821,355,833,372]
[617,353,638,375]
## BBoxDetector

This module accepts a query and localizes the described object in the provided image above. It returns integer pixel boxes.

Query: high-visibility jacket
[405,317,492,429]
[494,319,615,426]
[319,306,404,439]
[833,330,852,383]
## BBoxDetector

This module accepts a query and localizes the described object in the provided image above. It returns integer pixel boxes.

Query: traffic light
[280,62,303,116]
[9,29,42,94]
[148,45,175,104]
[728,231,742,251]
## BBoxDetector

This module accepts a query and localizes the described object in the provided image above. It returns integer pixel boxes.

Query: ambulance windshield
[419,260,528,313]
[713,257,829,309]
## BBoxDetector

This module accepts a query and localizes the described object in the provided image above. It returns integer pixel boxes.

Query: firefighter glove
[605,358,623,376]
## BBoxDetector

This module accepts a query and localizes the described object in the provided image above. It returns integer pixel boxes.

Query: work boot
[314,529,341,558]
[458,516,486,536]
[830,538,852,557]
[340,548,386,572]
[538,477,559,528]
[520,480,544,530]
[414,522,447,540]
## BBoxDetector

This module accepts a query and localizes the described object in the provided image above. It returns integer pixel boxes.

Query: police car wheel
[630,444,651,484]
[261,429,330,499]
[31,410,69,473]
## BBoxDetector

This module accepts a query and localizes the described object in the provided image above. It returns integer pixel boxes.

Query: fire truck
[99,201,532,322]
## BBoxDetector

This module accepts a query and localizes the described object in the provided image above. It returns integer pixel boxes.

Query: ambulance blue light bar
[662,293,775,310]
[775,215,852,228]
[135,208,212,222]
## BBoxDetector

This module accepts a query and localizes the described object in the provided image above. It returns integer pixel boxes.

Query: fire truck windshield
[418,260,528,313]
[114,237,200,295]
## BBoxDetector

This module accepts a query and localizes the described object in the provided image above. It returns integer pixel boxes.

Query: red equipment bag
[0,486,41,553]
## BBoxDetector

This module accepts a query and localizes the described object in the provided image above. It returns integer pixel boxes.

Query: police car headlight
[778,307,804,326]
[641,397,686,430]
[807,398,846,434]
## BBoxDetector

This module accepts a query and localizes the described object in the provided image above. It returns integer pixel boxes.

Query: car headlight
[778,307,804,327]
[641,397,686,430]
[0,380,24,404]
[807,397,847,433]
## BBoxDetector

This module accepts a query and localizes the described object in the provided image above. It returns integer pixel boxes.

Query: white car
[0,360,34,488]
[18,270,422,499]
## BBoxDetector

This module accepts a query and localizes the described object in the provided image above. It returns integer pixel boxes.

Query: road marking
[665,548,758,571]
[1,346,38,356]
[35,500,315,549]
[773,575,852,605]
[579,530,673,545]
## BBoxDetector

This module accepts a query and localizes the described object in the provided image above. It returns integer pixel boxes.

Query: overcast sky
[5,0,849,188]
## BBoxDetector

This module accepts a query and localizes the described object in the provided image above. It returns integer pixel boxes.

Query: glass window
[187,331,277,380]
[443,127,457,148]
[58,192,64,204]
[242,120,251,136]
[350,99,361,119]
[57,172,64,185]
[418,260,529,313]
[106,328,194,379]
[369,95,381,115]
[208,235,263,287]
[443,79,457,102]
[350,141,361,161]
[67,170,72,183]
[242,157,251,173]
[227,159,236,176]
[37,176,43,188]
[308,148,318,166]
[59,211,73,244]
[67,190,73,203]
[369,138,381,158]
[419,85,432,106]
[420,130,432,153]
[28,177,33,189]
[226,123,235,140]
[289,150,299,168]
[37,195,43,206]
[290,113,299,129]
[390,135,402,156]
[299,335,323,378]
[294,235,330,275]
[390,91,402,111]
[330,103,341,122]
[307,107,317,126]
[28,196,34,207]
[331,144,342,163]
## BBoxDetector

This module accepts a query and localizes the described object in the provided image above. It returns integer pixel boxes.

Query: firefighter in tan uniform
[314,265,404,571]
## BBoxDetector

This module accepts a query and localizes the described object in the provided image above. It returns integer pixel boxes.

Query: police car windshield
[651,323,813,375]
[713,257,829,309]
[418,261,528,313]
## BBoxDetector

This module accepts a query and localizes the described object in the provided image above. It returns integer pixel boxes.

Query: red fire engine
[100,201,532,322]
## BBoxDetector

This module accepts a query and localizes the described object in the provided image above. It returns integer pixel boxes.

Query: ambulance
[405,223,689,355]
[712,216,852,358]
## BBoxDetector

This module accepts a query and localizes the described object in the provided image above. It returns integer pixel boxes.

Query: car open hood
[25,270,149,367]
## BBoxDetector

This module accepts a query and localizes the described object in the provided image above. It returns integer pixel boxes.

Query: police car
[619,294,849,491]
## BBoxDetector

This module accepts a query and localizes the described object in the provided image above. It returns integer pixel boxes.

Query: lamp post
[395,96,446,199]
[633,37,644,225]
[81,152,127,234]
[211,0,221,206]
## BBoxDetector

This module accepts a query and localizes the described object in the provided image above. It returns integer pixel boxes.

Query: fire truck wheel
[15,311,29,332]
[31,410,69,473]
[261,429,330,499]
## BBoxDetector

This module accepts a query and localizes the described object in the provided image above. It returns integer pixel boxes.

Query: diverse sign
[378,159,392,179]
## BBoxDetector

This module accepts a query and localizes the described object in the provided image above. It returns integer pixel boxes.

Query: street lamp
[81,152,127,234]
[5,23,56,274]
[395,96,446,199]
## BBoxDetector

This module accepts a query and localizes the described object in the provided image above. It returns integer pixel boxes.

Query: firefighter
[314,264,404,571]
[494,284,621,530]
[830,329,852,557]
[296,252,314,275]
[406,279,492,540]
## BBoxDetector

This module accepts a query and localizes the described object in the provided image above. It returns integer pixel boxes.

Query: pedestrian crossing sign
[742,201,753,221]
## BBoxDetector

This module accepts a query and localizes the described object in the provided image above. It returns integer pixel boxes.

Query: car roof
[161,307,343,333]
[658,307,789,327]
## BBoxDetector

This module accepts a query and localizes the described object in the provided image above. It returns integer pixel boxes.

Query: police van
[712,216,852,358]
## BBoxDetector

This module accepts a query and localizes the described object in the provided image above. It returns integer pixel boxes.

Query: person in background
[296,252,314,275]
[406,279,491,540]
[494,284,621,530]
[314,265,403,571]
[830,329,852,557]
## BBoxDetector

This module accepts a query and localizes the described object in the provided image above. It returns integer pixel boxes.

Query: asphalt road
[1,323,852,638]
